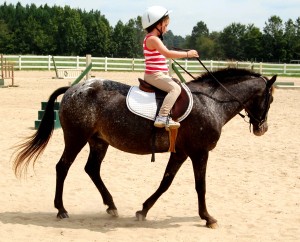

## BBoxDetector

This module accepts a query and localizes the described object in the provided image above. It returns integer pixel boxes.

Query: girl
[142,6,199,128]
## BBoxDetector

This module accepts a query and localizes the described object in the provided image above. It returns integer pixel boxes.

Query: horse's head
[245,75,277,136]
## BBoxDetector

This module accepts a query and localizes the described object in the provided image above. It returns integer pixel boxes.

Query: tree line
[0,2,299,63]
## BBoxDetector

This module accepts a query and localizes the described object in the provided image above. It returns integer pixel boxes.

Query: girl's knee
[173,83,181,95]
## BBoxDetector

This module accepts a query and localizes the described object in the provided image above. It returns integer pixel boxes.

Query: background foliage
[0,2,299,62]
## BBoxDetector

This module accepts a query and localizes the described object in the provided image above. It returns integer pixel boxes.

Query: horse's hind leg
[55,139,86,219]
[136,150,188,220]
[84,136,118,217]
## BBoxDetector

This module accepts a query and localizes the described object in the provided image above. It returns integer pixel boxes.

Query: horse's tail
[12,86,69,177]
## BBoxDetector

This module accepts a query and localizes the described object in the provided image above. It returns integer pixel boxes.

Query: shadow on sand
[0,211,206,232]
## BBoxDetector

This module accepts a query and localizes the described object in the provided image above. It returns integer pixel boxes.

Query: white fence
[1,55,300,76]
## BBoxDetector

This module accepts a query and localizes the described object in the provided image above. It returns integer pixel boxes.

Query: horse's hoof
[57,212,69,219]
[206,222,218,229]
[135,211,146,221]
[106,208,119,217]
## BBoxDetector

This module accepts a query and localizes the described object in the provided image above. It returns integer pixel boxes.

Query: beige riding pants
[144,72,181,117]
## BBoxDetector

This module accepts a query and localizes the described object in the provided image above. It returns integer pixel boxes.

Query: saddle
[126,78,193,158]
[138,78,189,121]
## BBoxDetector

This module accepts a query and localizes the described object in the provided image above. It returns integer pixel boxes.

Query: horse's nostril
[253,122,268,136]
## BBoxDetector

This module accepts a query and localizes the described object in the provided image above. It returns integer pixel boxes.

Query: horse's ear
[267,75,277,88]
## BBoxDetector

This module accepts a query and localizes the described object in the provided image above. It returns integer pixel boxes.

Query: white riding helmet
[142,6,172,29]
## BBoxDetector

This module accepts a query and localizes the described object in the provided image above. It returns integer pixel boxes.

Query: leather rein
[171,48,272,130]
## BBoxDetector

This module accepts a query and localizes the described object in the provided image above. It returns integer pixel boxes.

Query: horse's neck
[218,78,264,123]
[190,77,263,125]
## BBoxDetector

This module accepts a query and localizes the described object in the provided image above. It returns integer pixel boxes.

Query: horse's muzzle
[253,121,268,136]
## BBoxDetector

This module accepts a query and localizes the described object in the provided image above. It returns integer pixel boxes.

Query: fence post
[259,62,262,74]
[86,54,92,80]
[48,55,51,70]
[0,54,3,86]
[105,57,108,71]
[18,55,21,70]
[76,56,79,68]
[284,63,286,74]
[52,56,59,78]
[210,60,213,71]
[11,65,15,86]
[132,58,135,71]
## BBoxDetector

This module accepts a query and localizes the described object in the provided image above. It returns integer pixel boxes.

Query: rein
[171,47,270,128]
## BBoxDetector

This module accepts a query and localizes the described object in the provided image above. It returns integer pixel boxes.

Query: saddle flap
[171,86,190,121]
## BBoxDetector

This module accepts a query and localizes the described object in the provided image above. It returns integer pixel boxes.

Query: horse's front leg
[136,151,188,220]
[190,150,218,228]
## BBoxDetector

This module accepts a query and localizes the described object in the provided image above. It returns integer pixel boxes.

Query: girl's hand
[187,50,199,58]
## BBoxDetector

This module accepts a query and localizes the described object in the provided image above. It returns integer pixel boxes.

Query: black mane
[193,68,261,83]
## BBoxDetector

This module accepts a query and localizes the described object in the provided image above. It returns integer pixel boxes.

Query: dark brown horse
[13,68,276,228]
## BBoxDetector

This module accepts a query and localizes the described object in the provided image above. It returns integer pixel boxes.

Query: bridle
[171,49,273,131]
[246,76,272,130]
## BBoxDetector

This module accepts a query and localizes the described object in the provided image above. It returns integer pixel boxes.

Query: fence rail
[1,55,300,76]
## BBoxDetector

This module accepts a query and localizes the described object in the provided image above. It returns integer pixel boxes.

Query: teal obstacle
[34,63,93,129]
[34,102,61,130]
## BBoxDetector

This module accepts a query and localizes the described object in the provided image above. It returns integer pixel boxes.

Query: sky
[3,0,300,36]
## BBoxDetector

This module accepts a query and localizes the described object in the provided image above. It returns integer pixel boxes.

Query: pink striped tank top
[143,34,168,74]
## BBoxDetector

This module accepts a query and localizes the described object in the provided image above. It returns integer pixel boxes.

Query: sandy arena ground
[0,70,299,241]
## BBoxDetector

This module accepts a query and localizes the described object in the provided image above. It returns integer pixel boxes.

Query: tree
[11,2,29,54]
[241,24,263,61]
[196,36,215,60]
[34,4,58,54]
[122,19,139,57]
[294,17,300,60]
[0,20,11,52]
[0,2,16,53]
[111,17,144,58]
[284,19,297,61]
[163,30,175,48]
[133,16,144,57]
[219,23,246,60]
[262,15,286,62]
[209,31,225,60]
[188,21,209,49]
[81,10,112,56]
[1,2,300,61]
[58,6,87,55]
[163,30,185,50]
[111,20,125,57]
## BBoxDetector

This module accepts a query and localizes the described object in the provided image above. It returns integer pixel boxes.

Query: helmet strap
[155,26,164,41]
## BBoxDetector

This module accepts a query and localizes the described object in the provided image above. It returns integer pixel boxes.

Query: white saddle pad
[126,83,193,122]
